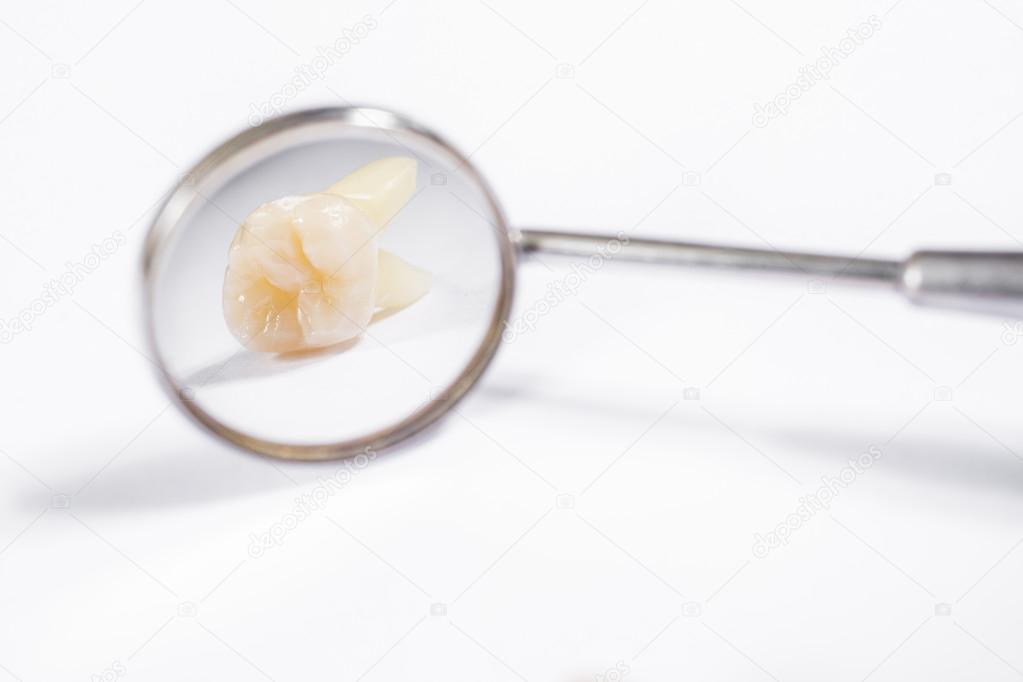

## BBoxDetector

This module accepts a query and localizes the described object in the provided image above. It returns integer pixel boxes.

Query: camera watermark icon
[177,602,198,617]
[933,386,954,402]
[430,603,447,617]
[807,279,827,295]
[681,171,701,187]
[180,387,196,402]
[51,494,71,509]
[934,173,952,186]
[934,602,952,617]
[51,63,72,79]
[431,173,447,186]
[683,386,701,401]
[555,493,576,510]
[555,63,575,79]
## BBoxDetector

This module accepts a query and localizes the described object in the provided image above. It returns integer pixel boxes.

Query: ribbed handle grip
[901,251,1023,316]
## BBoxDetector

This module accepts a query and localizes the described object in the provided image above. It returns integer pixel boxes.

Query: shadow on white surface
[772,426,1023,499]
[15,409,452,513]
[475,379,1023,499]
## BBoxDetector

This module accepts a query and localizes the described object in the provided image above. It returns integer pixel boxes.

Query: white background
[3,0,1023,680]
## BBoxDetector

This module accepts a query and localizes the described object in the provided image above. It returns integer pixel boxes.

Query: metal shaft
[516,229,902,284]
[517,229,1023,318]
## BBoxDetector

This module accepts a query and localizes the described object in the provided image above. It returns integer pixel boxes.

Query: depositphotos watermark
[89,660,126,682]
[752,15,882,128]
[752,445,882,558]
[501,232,629,343]
[0,231,127,344]
[247,15,378,127]
[1001,320,1023,345]
[247,449,376,557]
[594,661,630,682]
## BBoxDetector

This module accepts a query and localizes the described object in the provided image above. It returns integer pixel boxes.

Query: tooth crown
[222,157,430,354]
[223,193,379,353]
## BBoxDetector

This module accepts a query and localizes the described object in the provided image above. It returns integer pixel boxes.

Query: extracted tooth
[375,249,431,316]
[325,156,417,230]
[222,194,378,353]
[223,156,431,354]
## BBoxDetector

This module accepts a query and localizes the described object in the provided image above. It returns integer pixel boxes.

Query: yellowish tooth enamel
[222,156,431,353]
[325,156,417,230]
[222,194,378,353]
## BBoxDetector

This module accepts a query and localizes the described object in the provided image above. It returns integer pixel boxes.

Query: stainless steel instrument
[143,107,1022,461]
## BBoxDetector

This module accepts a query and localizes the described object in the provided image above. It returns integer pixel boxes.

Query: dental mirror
[144,108,513,460]
[143,106,1023,461]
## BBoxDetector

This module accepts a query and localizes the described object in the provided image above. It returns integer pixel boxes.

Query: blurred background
[2,0,1023,679]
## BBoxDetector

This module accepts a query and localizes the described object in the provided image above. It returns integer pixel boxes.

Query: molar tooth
[223,193,378,353]
[222,156,431,354]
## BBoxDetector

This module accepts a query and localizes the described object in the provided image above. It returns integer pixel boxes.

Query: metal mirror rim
[141,106,517,461]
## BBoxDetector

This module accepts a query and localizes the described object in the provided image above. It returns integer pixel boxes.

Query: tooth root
[325,156,417,230]
[375,249,431,316]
